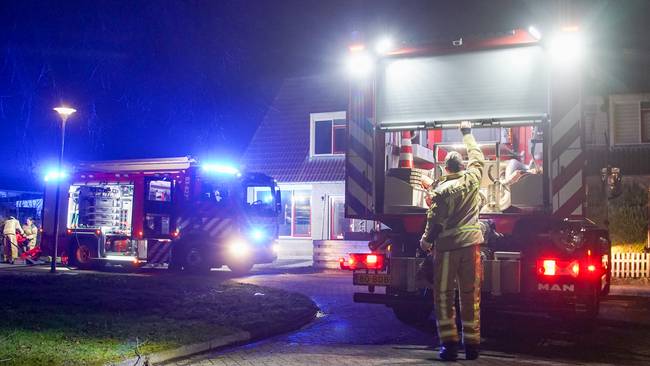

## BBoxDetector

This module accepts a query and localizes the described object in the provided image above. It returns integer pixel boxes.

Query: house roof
[243,74,347,183]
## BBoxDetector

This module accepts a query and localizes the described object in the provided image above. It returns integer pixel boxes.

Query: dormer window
[310,111,346,157]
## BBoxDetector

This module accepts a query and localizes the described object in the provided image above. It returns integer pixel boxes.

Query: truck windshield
[245,185,277,215]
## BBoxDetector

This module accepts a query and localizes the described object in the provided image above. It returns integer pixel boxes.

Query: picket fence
[612,252,650,278]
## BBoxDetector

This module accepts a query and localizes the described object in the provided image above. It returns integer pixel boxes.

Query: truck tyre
[227,261,254,276]
[181,244,211,273]
[392,304,433,325]
[71,243,95,270]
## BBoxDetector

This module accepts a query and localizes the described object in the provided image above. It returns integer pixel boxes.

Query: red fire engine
[41,157,280,274]
[341,27,613,323]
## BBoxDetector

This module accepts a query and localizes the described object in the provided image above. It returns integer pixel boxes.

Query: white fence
[612,252,650,278]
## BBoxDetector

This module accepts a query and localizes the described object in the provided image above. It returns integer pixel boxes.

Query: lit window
[310,111,347,156]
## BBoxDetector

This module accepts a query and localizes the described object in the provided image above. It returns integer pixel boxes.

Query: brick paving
[164,271,650,366]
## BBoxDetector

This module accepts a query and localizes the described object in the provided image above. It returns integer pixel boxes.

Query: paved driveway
[164,269,650,366]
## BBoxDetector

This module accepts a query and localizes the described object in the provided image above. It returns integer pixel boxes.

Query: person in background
[3,216,25,264]
[22,217,38,251]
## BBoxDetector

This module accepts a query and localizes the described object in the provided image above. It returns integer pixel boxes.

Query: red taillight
[66,229,72,235]
[342,253,386,270]
[540,259,557,276]
[171,230,180,238]
[95,229,101,236]
[570,261,580,277]
[587,264,596,272]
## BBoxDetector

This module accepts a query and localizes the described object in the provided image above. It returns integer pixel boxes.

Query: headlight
[229,241,250,258]
[272,244,280,253]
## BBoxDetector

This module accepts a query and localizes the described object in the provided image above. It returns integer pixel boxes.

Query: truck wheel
[392,304,433,325]
[72,243,95,270]
[181,245,211,273]
[227,261,254,276]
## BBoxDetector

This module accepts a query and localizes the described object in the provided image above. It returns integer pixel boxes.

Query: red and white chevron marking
[550,77,585,218]
[345,82,376,219]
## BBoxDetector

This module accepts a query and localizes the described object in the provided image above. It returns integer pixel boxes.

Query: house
[585,93,650,176]
[242,74,371,259]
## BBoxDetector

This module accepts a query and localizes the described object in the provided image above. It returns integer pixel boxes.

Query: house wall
[275,181,345,260]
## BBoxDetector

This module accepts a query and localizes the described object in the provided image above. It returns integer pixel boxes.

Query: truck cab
[41,157,281,274]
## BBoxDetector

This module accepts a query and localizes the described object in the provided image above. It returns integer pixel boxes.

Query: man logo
[538,283,575,292]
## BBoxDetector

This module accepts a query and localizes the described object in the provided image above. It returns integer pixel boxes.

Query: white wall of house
[310,182,345,241]
[274,181,345,260]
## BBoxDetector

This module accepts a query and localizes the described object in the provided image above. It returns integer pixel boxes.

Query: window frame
[641,103,650,143]
[310,111,347,157]
[278,185,313,238]
[329,196,349,240]
[609,95,650,146]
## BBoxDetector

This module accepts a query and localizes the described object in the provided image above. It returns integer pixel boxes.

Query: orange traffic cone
[399,131,414,168]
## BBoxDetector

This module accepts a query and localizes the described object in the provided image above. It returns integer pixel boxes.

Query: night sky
[1,0,648,190]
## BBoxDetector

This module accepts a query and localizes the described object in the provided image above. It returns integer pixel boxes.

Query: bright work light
[549,27,584,64]
[346,50,374,78]
[528,26,542,41]
[374,37,394,54]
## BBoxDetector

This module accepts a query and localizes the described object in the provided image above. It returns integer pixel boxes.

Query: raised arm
[460,121,484,184]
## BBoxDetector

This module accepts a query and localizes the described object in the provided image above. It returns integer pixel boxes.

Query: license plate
[353,272,392,286]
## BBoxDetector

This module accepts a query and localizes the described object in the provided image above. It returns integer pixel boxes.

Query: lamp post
[51,106,76,273]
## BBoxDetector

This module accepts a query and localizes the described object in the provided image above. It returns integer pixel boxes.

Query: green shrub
[609,183,648,245]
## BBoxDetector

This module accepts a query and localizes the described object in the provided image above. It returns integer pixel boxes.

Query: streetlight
[51,106,76,273]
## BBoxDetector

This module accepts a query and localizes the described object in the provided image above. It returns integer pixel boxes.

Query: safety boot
[439,342,458,361]
[464,343,480,360]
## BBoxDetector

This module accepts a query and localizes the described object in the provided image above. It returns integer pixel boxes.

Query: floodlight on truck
[528,26,542,40]
[374,37,394,54]
[346,50,374,78]
[549,26,584,64]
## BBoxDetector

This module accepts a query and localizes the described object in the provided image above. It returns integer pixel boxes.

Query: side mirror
[275,189,282,213]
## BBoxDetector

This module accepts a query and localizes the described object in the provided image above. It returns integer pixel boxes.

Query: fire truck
[41,157,280,274]
[341,28,613,323]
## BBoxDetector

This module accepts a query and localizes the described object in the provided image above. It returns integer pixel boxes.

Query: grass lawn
[0,271,317,366]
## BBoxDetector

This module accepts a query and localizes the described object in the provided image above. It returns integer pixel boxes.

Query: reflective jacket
[423,134,485,251]
[3,217,24,236]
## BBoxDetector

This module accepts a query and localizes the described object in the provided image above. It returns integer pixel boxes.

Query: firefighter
[3,216,25,264]
[420,121,484,361]
[22,217,38,251]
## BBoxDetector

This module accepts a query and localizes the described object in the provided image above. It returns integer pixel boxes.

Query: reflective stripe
[437,319,454,326]
[439,330,459,338]
[439,223,481,238]
[439,252,450,317]
[464,333,481,341]
[462,321,478,328]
